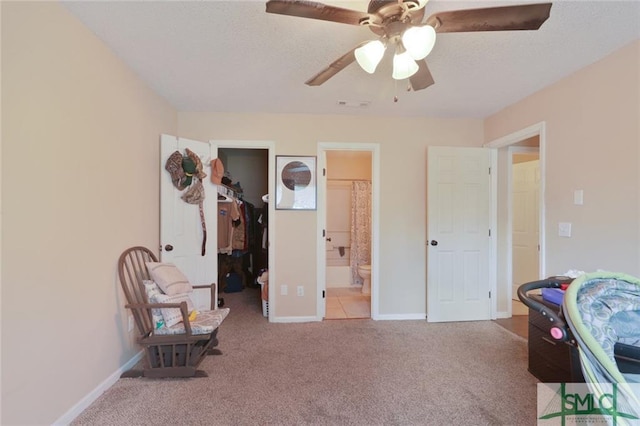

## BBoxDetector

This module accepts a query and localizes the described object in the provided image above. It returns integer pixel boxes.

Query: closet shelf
[217,184,243,200]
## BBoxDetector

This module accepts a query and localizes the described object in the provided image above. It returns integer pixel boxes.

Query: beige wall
[177,113,484,317]
[1,2,177,424]
[327,151,372,180]
[513,153,539,164]
[486,41,640,279]
[219,148,269,206]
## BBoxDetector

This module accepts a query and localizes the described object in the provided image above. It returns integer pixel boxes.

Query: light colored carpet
[73,287,537,425]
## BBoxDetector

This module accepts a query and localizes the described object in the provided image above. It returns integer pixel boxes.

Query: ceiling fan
[265,0,552,91]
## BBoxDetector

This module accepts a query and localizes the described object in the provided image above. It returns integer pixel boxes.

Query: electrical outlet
[281,285,288,296]
[297,286,304,297]
[128,315,134,332]
[558,222,572,237]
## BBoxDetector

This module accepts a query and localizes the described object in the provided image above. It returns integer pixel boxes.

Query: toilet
[357,264,371,294]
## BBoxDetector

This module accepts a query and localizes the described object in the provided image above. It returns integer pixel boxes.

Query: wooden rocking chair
[118,246,229,378]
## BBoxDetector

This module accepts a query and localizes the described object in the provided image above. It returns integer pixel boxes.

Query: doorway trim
[212,140,276,321]
[484,122,546,318]
[316,142,380,320]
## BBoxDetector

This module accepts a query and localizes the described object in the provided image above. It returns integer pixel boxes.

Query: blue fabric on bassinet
[577,277,640,362]
[610,310,640,347]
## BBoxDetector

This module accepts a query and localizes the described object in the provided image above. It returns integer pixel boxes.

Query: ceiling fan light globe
[355,40,386,74]
[392,51,419,80]
[402,25,436,60]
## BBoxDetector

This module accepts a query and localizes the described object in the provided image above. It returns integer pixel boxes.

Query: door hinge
[322,290,325,298]
[322,229,326,237]
[323,168,326,177]
[488,167,491,175]
[488,229,491,237]
[489,291,492,299]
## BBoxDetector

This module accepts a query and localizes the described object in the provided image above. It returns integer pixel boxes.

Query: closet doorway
[215,141,274,320]
[317,143,380,320]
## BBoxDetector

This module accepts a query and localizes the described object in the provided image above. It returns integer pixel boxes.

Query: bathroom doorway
[316,143,380,320]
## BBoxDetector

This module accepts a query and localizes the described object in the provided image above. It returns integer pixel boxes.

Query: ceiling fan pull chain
[394,78,399,103]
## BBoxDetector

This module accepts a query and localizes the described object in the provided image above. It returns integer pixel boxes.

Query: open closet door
[160,134,218,311]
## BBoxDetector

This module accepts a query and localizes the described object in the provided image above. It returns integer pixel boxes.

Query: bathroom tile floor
[325,287,371,319]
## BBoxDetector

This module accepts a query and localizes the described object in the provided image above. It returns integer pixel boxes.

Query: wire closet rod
[326,178,371,182]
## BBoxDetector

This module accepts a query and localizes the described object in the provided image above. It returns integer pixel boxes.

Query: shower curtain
[350,181,371,286]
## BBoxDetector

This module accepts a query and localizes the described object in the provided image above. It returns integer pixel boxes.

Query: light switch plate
[558,222,572,237]
[574,190,584,205]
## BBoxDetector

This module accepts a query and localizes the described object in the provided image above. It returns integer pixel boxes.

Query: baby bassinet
[518,272,640,424]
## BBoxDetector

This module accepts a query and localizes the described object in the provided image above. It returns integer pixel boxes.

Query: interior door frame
[316,142,380,320]
[485,121,546,318]
[211,140,276,321]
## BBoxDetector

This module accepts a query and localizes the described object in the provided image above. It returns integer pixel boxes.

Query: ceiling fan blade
[410,60,435,91]
[425,3,552,33]
[266,0,376,26]
[305,45,362,86]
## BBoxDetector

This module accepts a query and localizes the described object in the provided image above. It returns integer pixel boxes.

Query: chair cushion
[152,292,195,328]
[145,262,193,295]
[143,280,165,330]
[155,308,230,336]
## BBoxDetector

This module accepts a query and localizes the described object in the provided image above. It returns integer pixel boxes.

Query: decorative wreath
[165,149,208,256]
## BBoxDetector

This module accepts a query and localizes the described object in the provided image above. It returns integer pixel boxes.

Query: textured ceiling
[62,1,640,118]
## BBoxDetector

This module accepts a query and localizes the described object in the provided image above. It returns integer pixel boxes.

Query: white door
[512,158,540,297]
[160,134,218,311]
[427,146,491,322]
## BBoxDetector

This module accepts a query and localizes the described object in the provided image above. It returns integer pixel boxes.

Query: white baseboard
[274,314,427,322]
[271,316,321,323]
[495,311,511,319]
[373,313,426,321]
[54,350,144,425]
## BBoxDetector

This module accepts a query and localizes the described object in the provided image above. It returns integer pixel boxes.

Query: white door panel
[427,147,491,322]
[160,134,218,311]
[512,159,540,296]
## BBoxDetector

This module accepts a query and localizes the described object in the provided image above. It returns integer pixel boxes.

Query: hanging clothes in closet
[216,183,242,292]
[217,196,240,255]
[231,201,247,253]
[217,185,258,292]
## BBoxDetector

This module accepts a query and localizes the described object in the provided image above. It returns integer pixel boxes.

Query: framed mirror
[275,155,316,210]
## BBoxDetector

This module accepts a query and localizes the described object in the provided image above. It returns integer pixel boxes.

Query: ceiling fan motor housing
[366,0,426,36]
